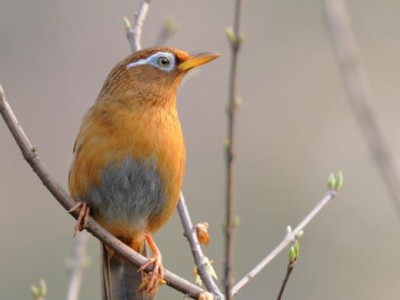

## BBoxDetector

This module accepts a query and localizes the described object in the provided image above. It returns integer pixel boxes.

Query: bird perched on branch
[68,47,220,299]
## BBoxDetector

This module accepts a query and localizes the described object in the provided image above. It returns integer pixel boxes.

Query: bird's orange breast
[68,98,185,238]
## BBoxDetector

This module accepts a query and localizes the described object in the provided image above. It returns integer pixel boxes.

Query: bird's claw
[69,201,90,236]
[138,255,165,296]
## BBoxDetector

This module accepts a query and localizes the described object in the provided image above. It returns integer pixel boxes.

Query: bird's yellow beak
[178,52,221,71]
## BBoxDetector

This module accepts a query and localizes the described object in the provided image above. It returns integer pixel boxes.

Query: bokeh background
[1,1,400,299]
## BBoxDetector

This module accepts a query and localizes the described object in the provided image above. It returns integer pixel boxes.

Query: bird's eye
[158,56,170,67]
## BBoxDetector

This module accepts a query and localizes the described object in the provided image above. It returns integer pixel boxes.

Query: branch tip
[232,187,338,296]
[30,279,47,300]
[123,16,132,31]
[163,18,179,35]
[327,171,344,190]
[288,240,300,263]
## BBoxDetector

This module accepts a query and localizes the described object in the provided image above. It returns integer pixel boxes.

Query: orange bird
[68,47,220,299]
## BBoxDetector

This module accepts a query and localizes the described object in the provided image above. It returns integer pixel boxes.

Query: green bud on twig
[225,27,244,47]
[289,240,300,263]
[327,171,344,190]
[30,279,47,299]
[39,279,47,296]
[235,96,243,108]
[123,17,132,31]
[232,215,240,228]
[163,18,179,35]
[224,138,230,149]
[336,171,344,190]
[288,246,296,262]
[30,285,39,297]
[221,215,240,230]
[295,230,304,240]
[327,173,336,189]
[225,27,236,44]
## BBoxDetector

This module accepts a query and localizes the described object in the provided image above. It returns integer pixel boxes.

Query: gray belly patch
[86,157,165,229]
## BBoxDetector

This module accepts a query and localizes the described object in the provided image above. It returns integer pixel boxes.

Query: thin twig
[276,261,296,300]
[224,0,243,299]
[0,85,204,299]
[65,231,89,300]
[323,0,400,211]
[177,193,224,299]
[231,190,338,296]
[125,0,151,52]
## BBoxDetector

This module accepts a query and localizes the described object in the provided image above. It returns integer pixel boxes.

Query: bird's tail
[102,240,153,300]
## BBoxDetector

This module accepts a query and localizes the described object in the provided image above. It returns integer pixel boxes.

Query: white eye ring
[126,51,176,72]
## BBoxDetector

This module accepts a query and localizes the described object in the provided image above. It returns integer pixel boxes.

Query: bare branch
[276,261,296,300]
[125,0,151,52]
[232,189,338,296]
[65,231,89,300]
[0,85,204,299]
[177,193,224,299]
[224,0,243,299]
[276,240,299,300]
[323,0,400,211]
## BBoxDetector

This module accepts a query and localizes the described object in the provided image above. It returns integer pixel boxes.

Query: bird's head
[98,47,220,106]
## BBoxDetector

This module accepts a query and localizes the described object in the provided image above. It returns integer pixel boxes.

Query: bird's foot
[138,235,166,296]
[138,255,165,296]
[68,201,90,236]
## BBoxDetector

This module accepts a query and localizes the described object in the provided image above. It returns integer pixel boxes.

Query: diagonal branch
[231,189,339,296]
[0,85,204,299]
[323,0,400,211]
[177,193,224,299]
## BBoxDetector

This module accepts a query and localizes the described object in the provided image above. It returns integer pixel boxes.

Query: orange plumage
[68,47,219,299]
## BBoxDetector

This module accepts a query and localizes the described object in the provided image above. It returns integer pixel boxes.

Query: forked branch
[125,0,151,52]
[232,181,341,296]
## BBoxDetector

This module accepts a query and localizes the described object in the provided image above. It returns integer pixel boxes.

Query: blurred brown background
[1,0,400,299]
